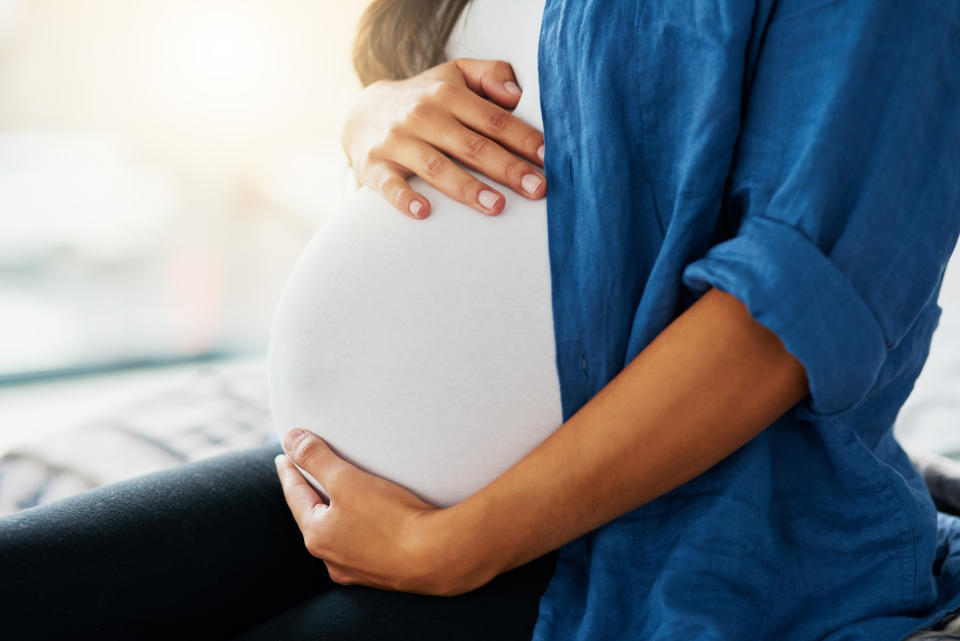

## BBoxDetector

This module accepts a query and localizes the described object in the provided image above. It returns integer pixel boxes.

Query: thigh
[0,442,333,641]
[233,549,560,641]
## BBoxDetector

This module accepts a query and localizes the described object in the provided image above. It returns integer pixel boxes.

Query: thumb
[453,58,523,109]
[282,428,348,488]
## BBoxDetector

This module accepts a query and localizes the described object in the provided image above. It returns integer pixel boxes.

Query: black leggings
[0,443,558,641]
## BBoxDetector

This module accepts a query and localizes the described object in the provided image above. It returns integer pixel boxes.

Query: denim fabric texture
[531,1,960,640]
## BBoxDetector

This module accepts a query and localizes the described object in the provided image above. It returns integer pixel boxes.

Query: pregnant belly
[267,182,563,508]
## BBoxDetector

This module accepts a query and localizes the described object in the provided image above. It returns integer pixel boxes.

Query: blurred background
[0,1,370,505]
[0,0,364,383]
[0,0,957,513]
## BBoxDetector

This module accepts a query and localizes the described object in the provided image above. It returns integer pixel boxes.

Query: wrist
[415,500,503,596]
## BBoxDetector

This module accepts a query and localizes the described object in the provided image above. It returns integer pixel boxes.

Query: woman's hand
[275,428,491,596]
[341,58,547,219]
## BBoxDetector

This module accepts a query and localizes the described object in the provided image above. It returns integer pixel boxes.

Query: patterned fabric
[907,609,960,640]
[914,454,960,518]
[0,364,276,517]
[2,363,960,636]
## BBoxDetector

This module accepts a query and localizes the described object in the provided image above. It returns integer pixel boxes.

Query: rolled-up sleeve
[682,0,960,417]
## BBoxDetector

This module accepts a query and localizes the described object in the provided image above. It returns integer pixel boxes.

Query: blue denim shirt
[532,1,960,639]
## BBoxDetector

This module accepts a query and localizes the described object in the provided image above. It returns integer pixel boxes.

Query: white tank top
[267,0,558,508]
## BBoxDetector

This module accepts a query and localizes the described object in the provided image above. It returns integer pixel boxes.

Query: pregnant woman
[3,1,960,640]
[268,0,562,511]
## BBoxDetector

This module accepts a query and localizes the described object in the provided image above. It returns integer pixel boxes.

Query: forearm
[437,288,809,588]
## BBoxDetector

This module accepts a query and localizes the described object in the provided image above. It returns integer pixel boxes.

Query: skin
[277,288,809,596]
[341,58,547,219]
[275,57,810,595]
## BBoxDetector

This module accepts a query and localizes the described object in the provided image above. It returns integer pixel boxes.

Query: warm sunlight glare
[0,0,364,169]
[142,2,307,144]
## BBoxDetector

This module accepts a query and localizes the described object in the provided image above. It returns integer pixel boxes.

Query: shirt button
[580,353,588,376]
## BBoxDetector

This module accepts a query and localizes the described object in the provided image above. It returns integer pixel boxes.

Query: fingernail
[274,454,285,469]
[521,174,543,196]
[504,81,522,97]
[283,428,305,451]
[409,200,424,217]
[537,145,545,162]
[478,190,501,210]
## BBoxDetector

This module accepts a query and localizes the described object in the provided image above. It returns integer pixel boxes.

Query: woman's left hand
[275,428,486,596]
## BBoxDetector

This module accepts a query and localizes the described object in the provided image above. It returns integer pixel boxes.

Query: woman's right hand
[341,58,547,219]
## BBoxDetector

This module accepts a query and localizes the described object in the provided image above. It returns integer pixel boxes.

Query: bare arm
[276,287,809,595]
[432,287,809,590]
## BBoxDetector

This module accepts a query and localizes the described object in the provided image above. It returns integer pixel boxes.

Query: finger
[392,135,505,215]
[282,428,347,489]
[275,453,326,532]
[371,163,431,219]
[449,89,545,167]
[453,58,523,110]
[422,121,546,200]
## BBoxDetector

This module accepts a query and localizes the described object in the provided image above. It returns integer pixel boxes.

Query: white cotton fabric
[267,0,560,508]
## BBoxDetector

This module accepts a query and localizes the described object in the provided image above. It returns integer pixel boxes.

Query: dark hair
[352,0,471,87]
